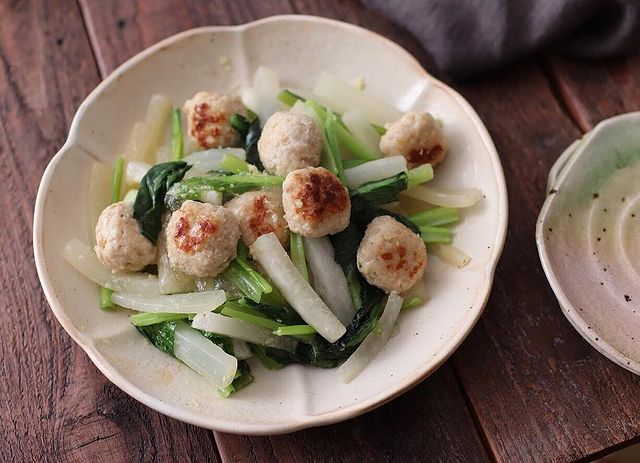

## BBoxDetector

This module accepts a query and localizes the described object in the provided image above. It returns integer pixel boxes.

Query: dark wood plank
[545,53,640,131]
[215,365,488,463]
[79,0,491,461]
[0,1,219,461]
[449,62,640,462]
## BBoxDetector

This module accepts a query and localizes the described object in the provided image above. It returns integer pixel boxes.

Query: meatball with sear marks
[357,216,427,293]
[183,91,246,149]
[282,167,350,238]
[166,200,240,277]
[95,201,156,272]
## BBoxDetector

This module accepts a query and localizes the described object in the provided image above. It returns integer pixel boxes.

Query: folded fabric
[362,0,640,77]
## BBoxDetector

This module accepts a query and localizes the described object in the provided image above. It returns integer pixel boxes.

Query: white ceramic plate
[34,15,507,434]
[537,112,640,375]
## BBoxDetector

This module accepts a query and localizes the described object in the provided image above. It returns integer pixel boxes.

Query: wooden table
[3,1,640,461]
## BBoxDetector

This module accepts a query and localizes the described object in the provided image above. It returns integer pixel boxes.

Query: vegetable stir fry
[65,67,482,396]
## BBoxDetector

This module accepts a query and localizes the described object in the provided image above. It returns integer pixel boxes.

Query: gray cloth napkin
[362,0,640,77]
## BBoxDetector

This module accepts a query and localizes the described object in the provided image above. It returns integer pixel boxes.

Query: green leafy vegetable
[277,89,304,106]
[219,302,284,330]
[218,360,253,397]
[136,321,177,354]
[220,154,250,173]
[324,111,345,182]
[171,107,184,161]
[170,173,284,199]
[420,226,453,244]
[289,233,309,281]
[350,172,408,205]
[335,123,379,161]
[220,243,273,303]
[401,297,422,311]
[133,161,190,243]
[250,344,288,370]
[350,195,420,234]
[406,164,434,189]
[409,207,460,227]
[274,325,316,336]
[100,156,126,310]
[130,312,191,327]
[230,113,263,169]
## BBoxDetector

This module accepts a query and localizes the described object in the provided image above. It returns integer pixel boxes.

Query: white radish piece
[125,161,151,187]
[122,189,138,206]
[183,148,246,178]
[199,190,223,205]
[122,121,147,163]
[191,312,297,353]
[157,231,197,294]
[312,72,402,126]
[249,233,346,343]
[401,185,482,208]
[253,66,285,124]
[344,155,407,189]
[63,239,160,295]
[140,94,171,163]
[429,243,471,268]
[338,292,403,383]
[87,162,112,245]
[232,339,253,360]
[111,290,225,314]
[303,237,356,326]
[342,109,382,156]
[173,321,237,388]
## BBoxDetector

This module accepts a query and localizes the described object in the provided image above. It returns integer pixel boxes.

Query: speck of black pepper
[568,213,573,218]
[600,282,604,286]
[56,37,64,46]
[549,189,558,195]
[602,228,607,232]
[603,267,607,272]
[625,295,632,302]
[117,18,127,28]
[593,252,596,255]
[622,197,626,202]
[632,213,636,218]
[595,338,599,341]
[604,208,608,213]
[632,337,635,340]
[593,193,599,199]
[548,227,553,232]
[588,326,591,329]
[597,237,601,242]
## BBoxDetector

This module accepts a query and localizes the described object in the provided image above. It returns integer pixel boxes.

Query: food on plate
[282,167,350,237]
[95,201,156,272]
[63,68,481,396]
[258,111,322,175]
[166,200,241,277]
[225,190,289,247]
[183,91,246,149]
[357,216,427,293]
[380,111,448,168]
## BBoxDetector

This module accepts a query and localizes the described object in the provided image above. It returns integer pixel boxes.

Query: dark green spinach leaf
[133,161,190,243]
[230,113,263,169]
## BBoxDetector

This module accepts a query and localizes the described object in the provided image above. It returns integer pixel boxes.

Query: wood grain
[78,0,490,461]
[545,53,640,131]
[450,62,640,462]
[0,1,220,461]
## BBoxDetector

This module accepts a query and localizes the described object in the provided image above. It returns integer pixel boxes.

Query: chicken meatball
[258,111,322,175]
[225,190,289,247]
[379,111,448,168]
[356,216,427,293]
[165,200,240,277]
[95,201,156,272]
[282,167,350,237]
[183,91,246,149]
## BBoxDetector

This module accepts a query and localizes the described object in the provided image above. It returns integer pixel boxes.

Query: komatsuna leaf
[133,161,190,243]
[230,113,263,169]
